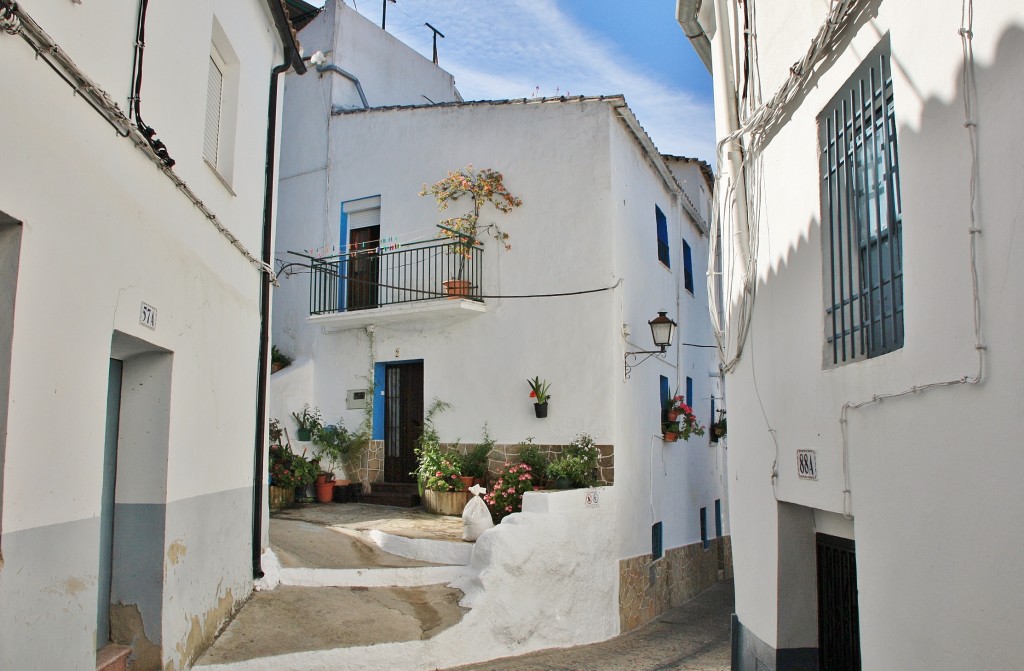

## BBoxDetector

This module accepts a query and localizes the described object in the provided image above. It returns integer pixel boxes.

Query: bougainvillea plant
[420,165,522,259]
[483,461,535,523]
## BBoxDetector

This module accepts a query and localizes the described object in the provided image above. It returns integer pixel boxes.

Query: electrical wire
[2,2,276,281]
[836,0,986,518]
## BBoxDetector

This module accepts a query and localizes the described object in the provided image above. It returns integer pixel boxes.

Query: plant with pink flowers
[482,461,535,523]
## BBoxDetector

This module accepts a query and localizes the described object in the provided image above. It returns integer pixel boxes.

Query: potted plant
[663,401,704,444]
[517,439,549,488]
[545,433,599,489]
[269,418,283,446]
[291,404,323,442]
[711,411,727,442]
[461,424,494,487]
[268,444,318,508]
[483,461,535,524]
[412,399,468,515]
[662,422,680,442]
[421,165,522,297]
[527,376,551,418]
[270,345,293,373]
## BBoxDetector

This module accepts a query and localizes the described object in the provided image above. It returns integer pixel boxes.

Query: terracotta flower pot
[459,475,474,490]
[667,411,679,421]
[663,432,679,442]
[442,279,472,299]
[315,480,335,503]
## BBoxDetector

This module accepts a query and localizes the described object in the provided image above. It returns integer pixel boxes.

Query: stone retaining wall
[618,536,733,633]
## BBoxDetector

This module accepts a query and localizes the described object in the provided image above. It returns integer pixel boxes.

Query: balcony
[302,239,487,333]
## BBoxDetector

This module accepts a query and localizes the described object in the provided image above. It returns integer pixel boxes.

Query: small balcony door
[347,224,379,311]
[383,362,423,483]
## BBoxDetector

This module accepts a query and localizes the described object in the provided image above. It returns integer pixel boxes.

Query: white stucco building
[680,0,1024,669]
[269,0,728,647]
[0,2,304,669]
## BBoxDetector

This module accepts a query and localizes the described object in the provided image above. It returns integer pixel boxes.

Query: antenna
[425,23,445,64]
[381,0,395,30]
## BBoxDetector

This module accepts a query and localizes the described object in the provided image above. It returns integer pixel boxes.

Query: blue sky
[310,0,715,160]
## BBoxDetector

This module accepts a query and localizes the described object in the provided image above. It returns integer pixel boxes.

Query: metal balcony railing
[306,239,483,316]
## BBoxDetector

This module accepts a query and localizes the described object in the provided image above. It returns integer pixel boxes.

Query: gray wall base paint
[0,517,102,671]
[732,614,818,671]
[0,487,254,671]
[111,502,166,644]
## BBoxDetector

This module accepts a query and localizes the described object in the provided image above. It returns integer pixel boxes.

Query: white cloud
[343,0,716,160]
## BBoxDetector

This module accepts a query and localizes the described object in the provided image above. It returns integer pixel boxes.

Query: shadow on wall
[726,20,1024,671]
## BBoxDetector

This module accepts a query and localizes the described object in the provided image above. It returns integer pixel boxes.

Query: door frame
[380,360,423,483]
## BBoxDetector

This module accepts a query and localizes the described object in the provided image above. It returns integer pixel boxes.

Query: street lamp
[624,311,677,379]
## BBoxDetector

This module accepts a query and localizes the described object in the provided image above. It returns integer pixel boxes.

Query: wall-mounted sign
[585,489,600,507]
[139,302,157,330]
[797,450,817,480]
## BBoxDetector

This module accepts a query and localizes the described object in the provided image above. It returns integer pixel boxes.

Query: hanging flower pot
[663,431,679,442]
[667,411,679,422]
[528,377,551,418]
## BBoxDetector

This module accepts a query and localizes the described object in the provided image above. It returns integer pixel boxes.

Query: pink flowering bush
[483,461,535,523]
[420,165,522,259]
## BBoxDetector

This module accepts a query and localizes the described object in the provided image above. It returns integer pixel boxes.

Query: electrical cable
[835,0,986,518]
[0,1,277,281]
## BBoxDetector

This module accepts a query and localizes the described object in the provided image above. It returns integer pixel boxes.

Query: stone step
[358,490,421,508]
[370,481,420,494]
[96,645,131,671]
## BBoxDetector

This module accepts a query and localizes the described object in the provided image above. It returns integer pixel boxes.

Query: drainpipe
[316,62,368,109]
[253,43,305,578]
[676,0,713,73]
[709,0,753,304]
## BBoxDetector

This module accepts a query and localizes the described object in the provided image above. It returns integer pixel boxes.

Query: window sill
[204,158,237,197]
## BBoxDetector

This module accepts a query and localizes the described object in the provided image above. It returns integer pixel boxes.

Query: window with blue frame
[656,205,670,267]
[683,239,694,294]
[686,376,693,408]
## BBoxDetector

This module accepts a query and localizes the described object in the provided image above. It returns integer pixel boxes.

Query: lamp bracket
[624,348,667,379]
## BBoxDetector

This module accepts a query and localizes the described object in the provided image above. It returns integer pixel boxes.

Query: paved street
[442,580,733,671]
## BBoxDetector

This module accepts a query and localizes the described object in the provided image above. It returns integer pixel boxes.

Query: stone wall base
[618,535,733,633]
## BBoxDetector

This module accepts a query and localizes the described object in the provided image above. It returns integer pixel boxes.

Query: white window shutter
[347,208,381,230]
[204,56,223,166]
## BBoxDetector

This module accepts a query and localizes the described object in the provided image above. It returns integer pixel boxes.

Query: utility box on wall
[346,389,367,410]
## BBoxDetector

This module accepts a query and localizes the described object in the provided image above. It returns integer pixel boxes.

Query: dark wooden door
[347,225,379,311]
[817,534,861,671]
[383,362,423,483]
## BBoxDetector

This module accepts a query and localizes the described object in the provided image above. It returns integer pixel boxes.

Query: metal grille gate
[816,533,861,671]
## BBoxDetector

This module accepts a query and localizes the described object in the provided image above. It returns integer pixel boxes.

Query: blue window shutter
[683,239,694,294]
[700,507,709,549]
[710,396,716,428]
[660,375,670,405]
[714,499,723,538]
[686,376,693,408]
[656,206,670,267]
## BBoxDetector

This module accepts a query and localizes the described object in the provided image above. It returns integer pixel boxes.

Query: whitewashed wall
[709,1,1024,668]
[0,2,287,669]
[272,95,724,574]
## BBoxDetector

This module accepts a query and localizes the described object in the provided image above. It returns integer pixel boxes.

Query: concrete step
[194,584,467,667]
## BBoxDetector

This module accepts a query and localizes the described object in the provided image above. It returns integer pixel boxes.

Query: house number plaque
[797,450,817,480]
[139,302,157,330]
